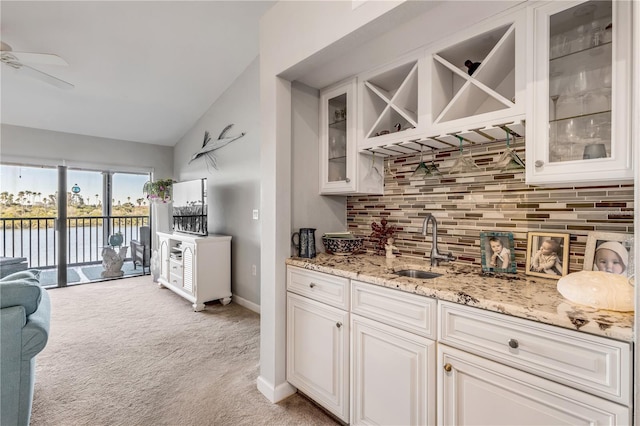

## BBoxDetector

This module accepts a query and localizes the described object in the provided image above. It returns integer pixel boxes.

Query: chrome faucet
[422,213,456,267]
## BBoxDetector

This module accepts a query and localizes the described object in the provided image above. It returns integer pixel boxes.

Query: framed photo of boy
[583,231,631,277]
[526,232,569,279]
[480,232,516,273]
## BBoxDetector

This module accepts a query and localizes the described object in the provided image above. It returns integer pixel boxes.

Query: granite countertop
[286,253,635,342]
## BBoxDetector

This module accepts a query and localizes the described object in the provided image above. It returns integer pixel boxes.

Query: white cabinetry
[438,301,632,424]
[156,232,231,311]
[320,78,383,195]
[439,345,629,425]
[350,281,436,425]
[286,267,350,422]
[526,0,632,185]
[286,266,633,424]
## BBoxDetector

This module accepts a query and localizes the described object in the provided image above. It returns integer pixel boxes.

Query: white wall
[291,81,347,251]
[0,124,173,176]
[173,57,261,312]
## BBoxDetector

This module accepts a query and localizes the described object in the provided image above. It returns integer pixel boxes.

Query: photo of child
[530,239,562,275]
[593,241,628,275]
[480,232,516,273]
[489,236,510,269]
[526,232,570,279]
[583,232,632,278]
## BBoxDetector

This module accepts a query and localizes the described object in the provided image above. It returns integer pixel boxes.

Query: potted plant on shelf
[143,179,174,203]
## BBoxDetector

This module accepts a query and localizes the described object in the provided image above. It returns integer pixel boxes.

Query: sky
[0,164,150,205]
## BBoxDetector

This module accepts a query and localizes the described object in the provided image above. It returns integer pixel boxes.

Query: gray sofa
[0,270,51,426]
[0,257,29,279]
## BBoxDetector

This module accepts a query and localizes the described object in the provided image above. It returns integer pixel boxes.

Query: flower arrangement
[143,179,174,203]
[370,218,397,255]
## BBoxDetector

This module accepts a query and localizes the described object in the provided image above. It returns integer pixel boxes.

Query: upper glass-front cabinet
[526,0,632,185]
[320,78,384,195]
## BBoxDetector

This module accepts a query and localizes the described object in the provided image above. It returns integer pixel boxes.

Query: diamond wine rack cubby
[359,55,422,149]
[354,10,526,159]
[430,21,521,134]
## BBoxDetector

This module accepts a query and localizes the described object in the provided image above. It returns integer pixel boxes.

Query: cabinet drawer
[351,280,437,339]
[438,301,632,405]
[169,273,183,289]
[287,266,349,310]
[169,259,183,277]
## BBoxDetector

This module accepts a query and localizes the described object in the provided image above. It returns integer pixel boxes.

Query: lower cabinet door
[159,238,170,281]
[351,314,436,426]
[439,345,631,425]
[286,292,349,422]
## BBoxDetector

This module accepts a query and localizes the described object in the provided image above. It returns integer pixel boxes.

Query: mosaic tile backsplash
[347,139,634,273]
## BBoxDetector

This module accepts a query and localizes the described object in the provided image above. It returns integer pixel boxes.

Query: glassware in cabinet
[320,78,383,195]
[527,0,631,185]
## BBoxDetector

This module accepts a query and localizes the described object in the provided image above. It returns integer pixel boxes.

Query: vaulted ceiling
[1,1,274,146]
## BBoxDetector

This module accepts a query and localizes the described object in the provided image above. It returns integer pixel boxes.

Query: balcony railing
[0,215,149,268]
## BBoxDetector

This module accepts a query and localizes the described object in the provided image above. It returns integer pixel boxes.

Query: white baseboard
[257,376,297,403]
[232,294,260,314]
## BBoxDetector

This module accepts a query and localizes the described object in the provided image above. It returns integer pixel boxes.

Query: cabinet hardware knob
[508,338,519,349]
[336,322,342,328]
[345,177,351,183]
[443,363,452,372]
[534,160,544,167]
[309,283,316,288]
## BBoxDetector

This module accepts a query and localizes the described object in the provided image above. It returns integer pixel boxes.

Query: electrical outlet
[252,264,257,276]
[252,209,259,220]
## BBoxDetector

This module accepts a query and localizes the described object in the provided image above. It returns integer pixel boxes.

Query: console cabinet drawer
[438,301,632,405]
[351,280,437,339]
[287,266,349,310]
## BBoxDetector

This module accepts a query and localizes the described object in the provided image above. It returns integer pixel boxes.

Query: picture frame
[480,232,516,273]
[583,231,632,277]
[526,232,570,279]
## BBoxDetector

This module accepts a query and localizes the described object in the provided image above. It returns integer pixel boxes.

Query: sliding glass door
[0,163,150,286]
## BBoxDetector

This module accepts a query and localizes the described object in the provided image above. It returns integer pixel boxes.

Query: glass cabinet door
[327,93,348,183]
[319,79,357,194]
[548,1,612,163]
[527,0,631,185]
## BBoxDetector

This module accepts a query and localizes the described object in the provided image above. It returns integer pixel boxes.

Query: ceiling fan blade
[8,51,69,66]
[19,63,74,90]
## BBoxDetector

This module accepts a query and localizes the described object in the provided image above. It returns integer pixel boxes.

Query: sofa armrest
[21,289,51,360]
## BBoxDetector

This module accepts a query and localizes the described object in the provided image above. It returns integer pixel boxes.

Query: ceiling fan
[1,41,74,90]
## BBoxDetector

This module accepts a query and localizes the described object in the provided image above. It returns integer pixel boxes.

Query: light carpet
[31,276,337,426]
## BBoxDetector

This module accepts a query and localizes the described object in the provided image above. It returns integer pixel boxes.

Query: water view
[0,164,150,273]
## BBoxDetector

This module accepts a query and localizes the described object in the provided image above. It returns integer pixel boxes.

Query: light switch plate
[252,209,259,220]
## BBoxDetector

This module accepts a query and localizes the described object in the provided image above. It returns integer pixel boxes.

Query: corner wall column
[257,74,296,402]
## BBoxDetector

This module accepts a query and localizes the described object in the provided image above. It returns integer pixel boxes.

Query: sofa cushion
[0,272,42,316]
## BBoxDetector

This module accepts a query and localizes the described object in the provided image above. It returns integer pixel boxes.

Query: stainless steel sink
[393,269,442,279]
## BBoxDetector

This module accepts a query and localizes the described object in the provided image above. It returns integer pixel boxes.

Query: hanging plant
[143,179,174,203]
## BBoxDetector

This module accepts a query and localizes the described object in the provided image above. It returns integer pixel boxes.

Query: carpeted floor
[32,276,338,426]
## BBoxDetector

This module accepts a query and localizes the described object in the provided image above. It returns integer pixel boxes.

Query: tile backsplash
[347,139,634,273]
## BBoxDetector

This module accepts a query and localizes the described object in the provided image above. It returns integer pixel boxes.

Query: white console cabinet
[157,232,232,311]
